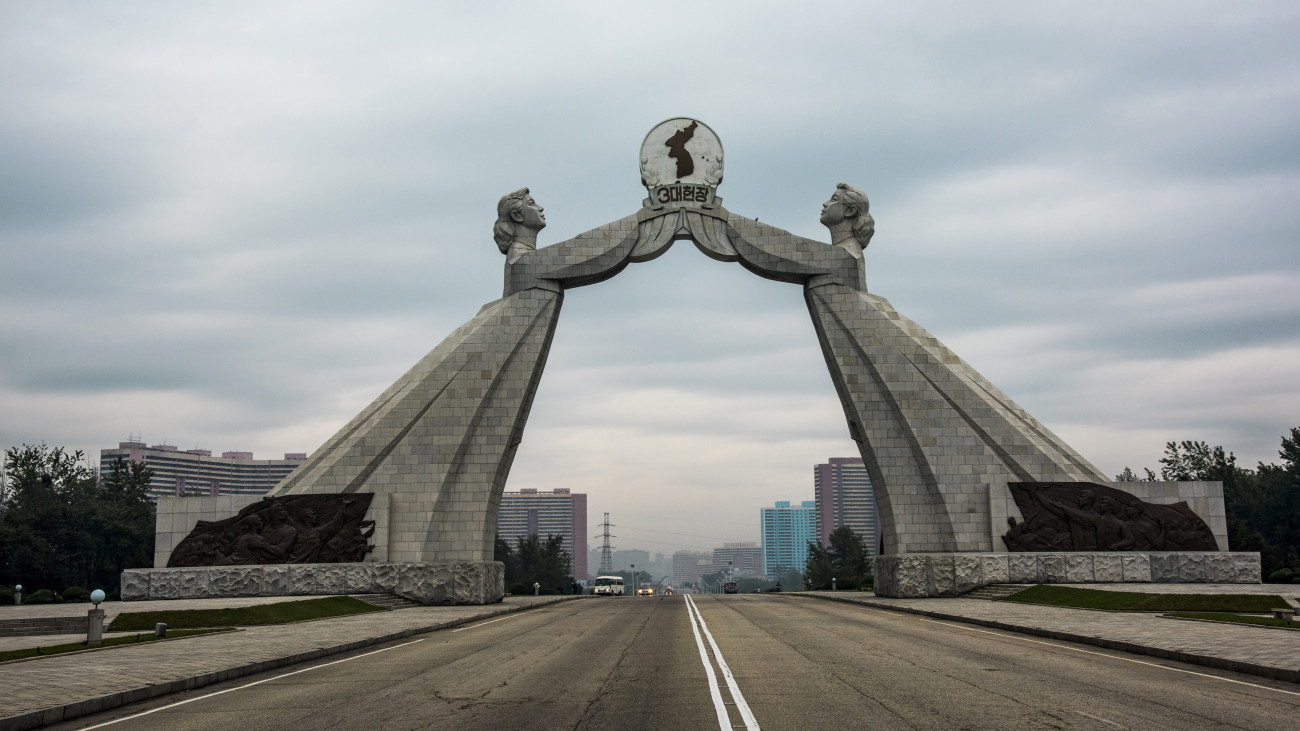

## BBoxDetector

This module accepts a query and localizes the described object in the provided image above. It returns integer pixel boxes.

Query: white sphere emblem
[90,589,106,603]
[639,118,724,189]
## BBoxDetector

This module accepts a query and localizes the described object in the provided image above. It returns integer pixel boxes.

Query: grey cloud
[2,2,1298,551]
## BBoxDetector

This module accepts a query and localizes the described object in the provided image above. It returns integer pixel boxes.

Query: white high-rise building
[99,440,306,500]
[496,488,588,579]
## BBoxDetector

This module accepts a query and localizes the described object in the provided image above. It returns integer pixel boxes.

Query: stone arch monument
[128,119,1253,604]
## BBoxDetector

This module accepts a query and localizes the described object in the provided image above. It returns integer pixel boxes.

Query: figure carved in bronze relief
[168,493,375,567]
[1001,482,1217,552]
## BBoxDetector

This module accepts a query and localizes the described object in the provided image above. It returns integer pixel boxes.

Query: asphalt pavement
[30,594,1300,731]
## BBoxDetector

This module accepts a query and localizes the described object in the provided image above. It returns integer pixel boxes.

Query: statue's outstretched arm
[721,211,865,290]
[505,212,642,295]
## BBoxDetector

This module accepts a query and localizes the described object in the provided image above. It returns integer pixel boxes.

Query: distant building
[99,440,307,500]
[760,500,817,578]
[672,550,712,587]
[712,542,762,576]
[496,488,588,580]
[814,457,880,555]
[611,549,650,573]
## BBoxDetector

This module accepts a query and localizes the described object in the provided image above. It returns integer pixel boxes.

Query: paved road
[57,595,1300,730]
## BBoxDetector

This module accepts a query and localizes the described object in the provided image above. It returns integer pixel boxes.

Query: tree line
[0,444,156,599]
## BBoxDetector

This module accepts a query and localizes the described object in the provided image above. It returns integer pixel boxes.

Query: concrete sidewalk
[0,595,352,653]
[796,584,1300,685]
[0,595,582,731]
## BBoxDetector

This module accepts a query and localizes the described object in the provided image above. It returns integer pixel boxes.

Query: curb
[0,596,582,731]
[790,593,1299,685]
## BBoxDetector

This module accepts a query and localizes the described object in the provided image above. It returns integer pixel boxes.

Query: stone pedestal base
[873,552,1261,598]
[120,562,505,605]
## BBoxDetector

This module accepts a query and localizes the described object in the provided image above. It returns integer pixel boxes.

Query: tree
[1114,467,1156,482]
[0,445,155,596]
[494,535,520,585]
[804,526,872,590]
[1159,440,1238,484]
[495,533,574,593]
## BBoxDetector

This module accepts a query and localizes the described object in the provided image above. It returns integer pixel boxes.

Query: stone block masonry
[874,552,1260,598]
[122,562,504,606]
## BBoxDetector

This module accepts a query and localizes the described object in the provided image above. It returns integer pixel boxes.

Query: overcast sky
[2,2,1297,555]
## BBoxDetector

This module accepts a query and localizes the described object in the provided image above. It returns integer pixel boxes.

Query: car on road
[723,582,739,594]
[636,586,654,596]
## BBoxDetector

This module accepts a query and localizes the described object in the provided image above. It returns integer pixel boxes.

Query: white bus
[591,575,625,596]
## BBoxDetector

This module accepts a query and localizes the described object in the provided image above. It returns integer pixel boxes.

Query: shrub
[0,588,12,604]
[1267,568,1294,584]
[62,586,91,602]
[23,589,58,604]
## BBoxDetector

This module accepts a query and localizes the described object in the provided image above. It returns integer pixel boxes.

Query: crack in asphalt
[572,600,659,731]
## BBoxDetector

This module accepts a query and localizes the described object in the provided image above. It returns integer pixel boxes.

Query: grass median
[108,595,384,632]
[1164,612,1298,629]
[0,628,233,663]
[1002,585,1290,612]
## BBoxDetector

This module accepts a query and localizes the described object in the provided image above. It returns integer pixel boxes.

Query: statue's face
[820,190,854,226]
[512,195,546,230]
[1079,490,1095,507]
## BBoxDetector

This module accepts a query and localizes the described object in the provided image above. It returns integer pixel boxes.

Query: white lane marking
[452,602,564,632]
[78,638,425,729]
[452,613,530,632]
[1075,710,1127,727]
[686,595,761,730]
[851,605,1300,698]
[684,595,733,730]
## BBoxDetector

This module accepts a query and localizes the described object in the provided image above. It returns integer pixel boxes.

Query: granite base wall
[120,561,505,606]
[873,552,1261,598]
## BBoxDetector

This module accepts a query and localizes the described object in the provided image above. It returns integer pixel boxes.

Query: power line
[619,511,754,528]
[618,524,750,543]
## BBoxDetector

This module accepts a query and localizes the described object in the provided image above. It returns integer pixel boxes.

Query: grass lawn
[1002,585,1290,612]
[1165,612,1299,629]
[0,628,231,663]
[108,595,384,631]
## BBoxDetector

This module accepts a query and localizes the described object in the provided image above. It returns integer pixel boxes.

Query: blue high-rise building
[760,500,817,577]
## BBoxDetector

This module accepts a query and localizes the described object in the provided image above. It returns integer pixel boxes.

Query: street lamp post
[87,589,106,646]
